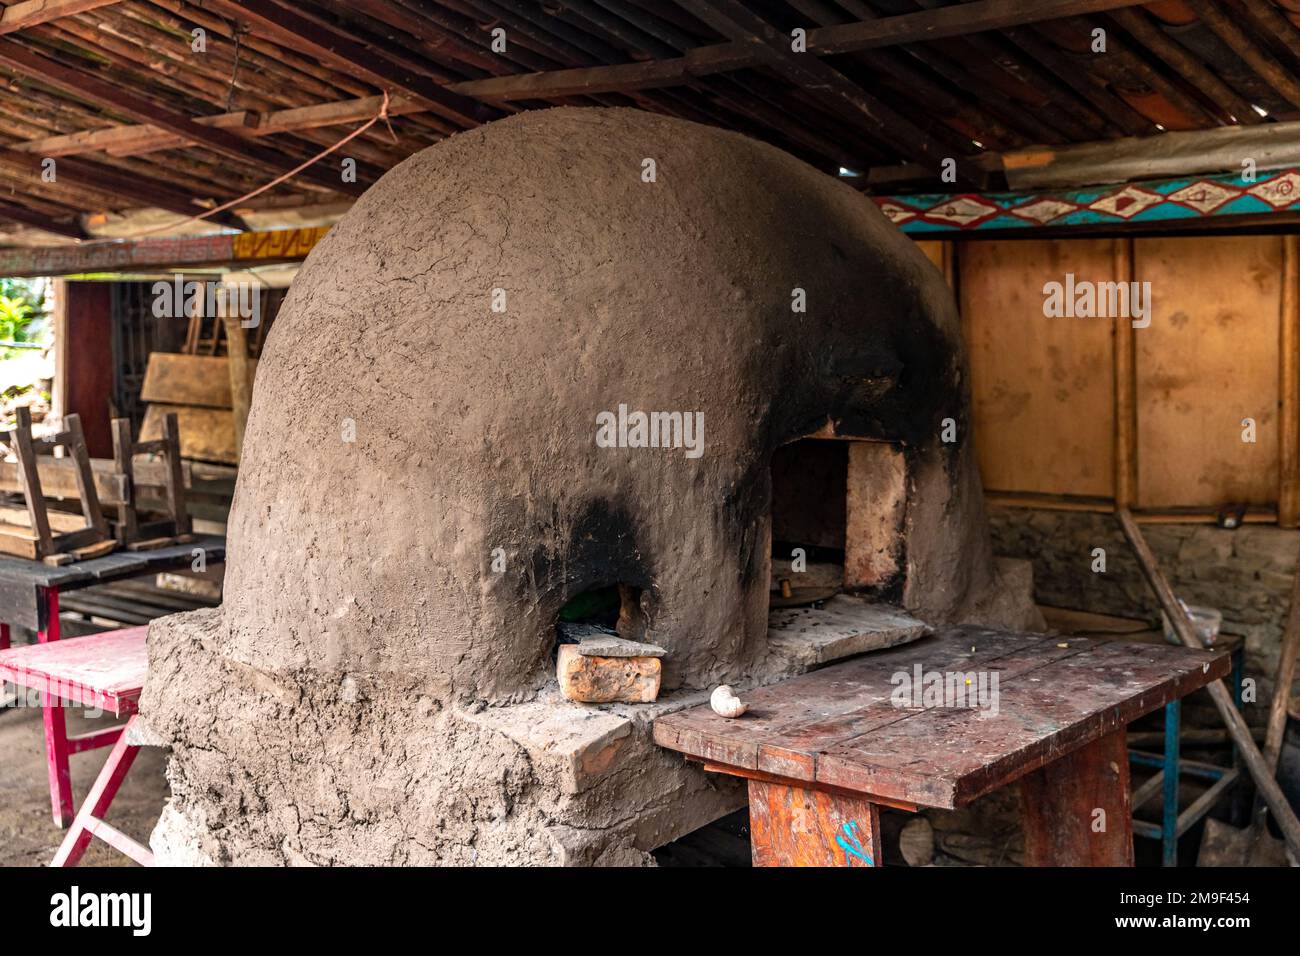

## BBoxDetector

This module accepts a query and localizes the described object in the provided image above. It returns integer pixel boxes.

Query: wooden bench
[0,625,151,866]
[654,625,1230,866]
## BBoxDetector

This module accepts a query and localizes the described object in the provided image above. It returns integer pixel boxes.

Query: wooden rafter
[0,0,121,35]
[0,145,247,228]
[221,0,493,129]
[16,93,423,159]
[0,198,85,239]
[0,36,367,197]
[807,0,1150,54]
[437,0,1151,104]
[1187,0,1300,112]
[0,0,1293,240]
[1107,6,1259,126]
[688,0,981,185]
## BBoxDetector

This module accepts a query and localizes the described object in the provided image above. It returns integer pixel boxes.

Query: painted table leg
[1020,728,1135,866]
[53,716,146,867]
[747,779,881,867]
[0,624,8,707]
[37,588,74,828]
[1162,699,1180,866]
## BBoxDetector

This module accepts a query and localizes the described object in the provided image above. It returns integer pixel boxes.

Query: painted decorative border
[874,168,1300,233]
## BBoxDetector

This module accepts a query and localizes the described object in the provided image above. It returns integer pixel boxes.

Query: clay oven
[139,107,1034,866]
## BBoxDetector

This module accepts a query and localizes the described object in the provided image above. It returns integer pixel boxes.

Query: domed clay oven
[139,107,1034,866]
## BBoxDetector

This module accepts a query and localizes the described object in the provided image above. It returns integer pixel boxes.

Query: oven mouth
[554,582,648,652]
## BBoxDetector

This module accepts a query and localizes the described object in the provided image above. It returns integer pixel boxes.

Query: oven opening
[770,438,847,608]
[555,582,647,652]
[770,437,908,608]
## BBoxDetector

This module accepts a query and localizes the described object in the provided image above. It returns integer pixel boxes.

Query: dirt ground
[0,697,169,867]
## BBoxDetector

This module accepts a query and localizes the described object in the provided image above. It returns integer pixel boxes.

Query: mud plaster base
[142,609,744,866]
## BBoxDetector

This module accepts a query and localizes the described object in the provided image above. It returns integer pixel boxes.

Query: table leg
[0,623,9,709]
[53,716,148,867]
[747,778,881,867]
[1020,728,1134,866]
[37,588,74,828]
[1162,699,1180,866]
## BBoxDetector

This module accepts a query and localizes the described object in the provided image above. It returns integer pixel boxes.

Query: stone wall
[988,506,1299,709]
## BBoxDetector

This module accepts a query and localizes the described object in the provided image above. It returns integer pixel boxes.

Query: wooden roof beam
[807,0,1151,54]
[0,198,86,240]
[0,36,367,197]
[0,0,121,35]
[0,146,248,229]
[1107,6,1260,126]
[1187,0,1300,112]
[686,0,983,187]
[17,94,425,159]
[448,0,1151,102]
[221,0,495,129]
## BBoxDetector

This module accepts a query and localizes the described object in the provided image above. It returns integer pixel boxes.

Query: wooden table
[0,535,223,826]
[0,625,151,866]
[654,626,1230,866]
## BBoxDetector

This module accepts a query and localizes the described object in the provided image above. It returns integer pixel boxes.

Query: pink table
[0,625,152,866]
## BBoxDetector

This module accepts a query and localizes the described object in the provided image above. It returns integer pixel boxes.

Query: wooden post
[1113,237,1138,509]
[1020,729,1134,866]
[222,310,254,462]
[1117,507,1300,857]
[1280,235,1299,528]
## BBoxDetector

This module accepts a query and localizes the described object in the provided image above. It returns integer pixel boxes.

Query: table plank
[758,636,1117,781]
[655,628,1071,771]
[0,625,147,717]
[655,626,1229,809]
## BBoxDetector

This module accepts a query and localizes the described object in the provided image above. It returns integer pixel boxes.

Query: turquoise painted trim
[875,168,1300,232]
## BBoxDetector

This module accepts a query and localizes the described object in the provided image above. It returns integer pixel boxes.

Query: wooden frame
[0,408,111,564]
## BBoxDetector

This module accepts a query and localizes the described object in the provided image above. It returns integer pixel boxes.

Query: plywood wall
[960,239,1117,498]
[954,234,1293,513]
[1134,236,1281,508]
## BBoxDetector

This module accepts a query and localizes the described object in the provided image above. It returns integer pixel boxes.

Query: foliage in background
[0,278,49,359]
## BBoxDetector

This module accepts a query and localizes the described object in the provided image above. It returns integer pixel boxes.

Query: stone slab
[576,634,666,658]
[768,596,927,671]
